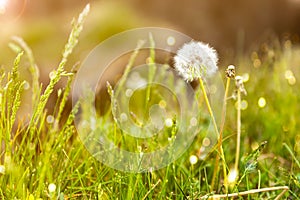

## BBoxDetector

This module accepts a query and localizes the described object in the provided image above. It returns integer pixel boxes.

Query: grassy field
[1,5,300,200]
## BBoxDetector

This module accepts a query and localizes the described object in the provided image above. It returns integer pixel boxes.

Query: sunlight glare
[0,0,8,14]
[228,168,238,184]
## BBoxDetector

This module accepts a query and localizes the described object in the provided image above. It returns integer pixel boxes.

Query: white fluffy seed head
[174,41,218,82]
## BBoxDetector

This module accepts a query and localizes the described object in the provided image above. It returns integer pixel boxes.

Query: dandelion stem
[199,78,227,192]
[199,78,219,140]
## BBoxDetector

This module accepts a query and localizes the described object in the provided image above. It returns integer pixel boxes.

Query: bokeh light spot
[284,70,296,85]
[251,142,259,150]
[251,51,258,60]
[189,155,198,165]
[253,59,261,68]
[235,100,248,110]
[282,125,289,132]
[209,84,217,94]
[0,165,5,174]
[284,40,292,49]
[48,183,56,193]
[202,137,211,147]
[125,89,133,97]
[228,168,238,183]
[23,81,30,90]
[49,71,56,79]
[165,118,173,127]
[242,73,249,82]
[258,97,266,108]
[285,70,293,79]
[159,100,166,109]
[190,117,197,126]
[288,76,296,85]
[167,36,176,46]
[120,113,127,122]
[46,115,54,124]
[241,100,248,110]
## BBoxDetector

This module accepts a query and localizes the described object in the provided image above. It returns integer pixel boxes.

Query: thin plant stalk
[283,143,300,169]
[11,36,40,108]
[198,78,227,191]
[201,186,289,199]
[211,77,230,191]
[235,88,241,173]
[144,33,156,120]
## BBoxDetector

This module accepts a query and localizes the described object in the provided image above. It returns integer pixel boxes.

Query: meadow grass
[1,4,300,199]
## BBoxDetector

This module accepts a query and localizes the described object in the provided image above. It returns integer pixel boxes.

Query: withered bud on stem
[225,65,236,79]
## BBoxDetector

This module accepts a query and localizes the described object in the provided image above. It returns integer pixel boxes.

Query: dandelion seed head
[174,41,218,82]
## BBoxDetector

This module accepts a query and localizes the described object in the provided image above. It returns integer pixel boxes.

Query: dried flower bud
[235,76,247,95]
[225,65,236,78]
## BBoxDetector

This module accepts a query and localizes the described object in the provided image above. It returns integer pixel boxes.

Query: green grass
[1,4,300,199]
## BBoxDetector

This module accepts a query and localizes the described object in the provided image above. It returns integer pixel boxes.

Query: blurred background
[1,0,300,69]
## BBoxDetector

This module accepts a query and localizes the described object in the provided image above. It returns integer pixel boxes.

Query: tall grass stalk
[2,52,25,158]
[144,33,156,118]
[114,40,145,96]
[28,4,90,131]
[54,64,79,131]
[11,36,40,108]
